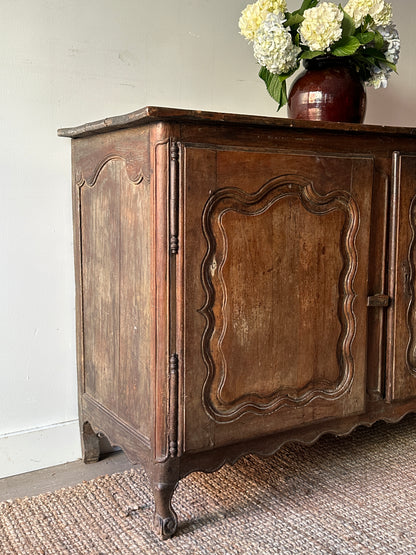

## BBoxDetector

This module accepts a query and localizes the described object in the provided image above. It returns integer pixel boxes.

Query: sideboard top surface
[57,106,416,139]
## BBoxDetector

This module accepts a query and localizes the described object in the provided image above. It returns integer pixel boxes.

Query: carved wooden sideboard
[59,107,416,538]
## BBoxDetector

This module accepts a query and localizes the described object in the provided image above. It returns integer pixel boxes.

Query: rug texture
[1,416,416,554]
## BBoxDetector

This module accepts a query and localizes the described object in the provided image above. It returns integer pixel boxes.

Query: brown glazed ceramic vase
[287,56,367,123]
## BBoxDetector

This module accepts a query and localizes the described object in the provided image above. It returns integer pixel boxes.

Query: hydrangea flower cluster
[344,0,392,27]
[365,23,400,88]
[299,2,343,52]
[253,12,301,74]
[239,0,400,110]
[239,0,288,41]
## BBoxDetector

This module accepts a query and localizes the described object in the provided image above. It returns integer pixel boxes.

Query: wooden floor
[0,450,134,503]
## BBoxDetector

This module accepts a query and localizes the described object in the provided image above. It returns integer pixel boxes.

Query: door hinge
[169,141,179,254]
[168,353,179,457]
[367,294,391,308]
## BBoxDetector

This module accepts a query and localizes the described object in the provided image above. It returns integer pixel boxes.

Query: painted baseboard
[0,420,82,479]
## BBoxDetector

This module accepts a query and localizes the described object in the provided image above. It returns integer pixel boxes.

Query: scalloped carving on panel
[199,175,359,423]
[75,154,148,188]
[406,193,416,373]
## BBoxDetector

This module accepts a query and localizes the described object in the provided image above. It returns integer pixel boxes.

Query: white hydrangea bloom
[239,0,287,42]
[344,0,392,27]
[253,12,301,74]
[258,0,287,12]
[365,24,400,88]
[299,2,343,52]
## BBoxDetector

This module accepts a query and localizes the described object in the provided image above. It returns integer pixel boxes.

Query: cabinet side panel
[74,129,152,440]
[81,162,120,409]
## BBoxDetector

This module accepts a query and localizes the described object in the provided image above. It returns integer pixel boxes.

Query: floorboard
[0,451,134,502]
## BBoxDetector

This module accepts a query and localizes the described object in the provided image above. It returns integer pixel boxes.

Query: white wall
[0,0,414,479]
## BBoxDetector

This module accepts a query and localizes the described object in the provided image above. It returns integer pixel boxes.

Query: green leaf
[362,14,374,31]
[258,66,295,111]
[331,36,361,56]
[259,66,271,85]
[298,0,318,16]
[341,11,356,38]
[285,13,304,28]
[259,67,282,103]
[269,77,284,102]
[374,30,384,50]
[355,31,375,44]
[279,82,288,109]
[362,56,376,66]
[363,47,388,62]
[384,61,397,72]
[300,50,325,59]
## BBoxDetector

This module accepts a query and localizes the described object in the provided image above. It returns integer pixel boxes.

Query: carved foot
[153,482,178,540]
[81,421,100,464]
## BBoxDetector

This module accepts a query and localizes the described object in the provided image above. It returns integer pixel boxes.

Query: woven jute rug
[1,416,416,554]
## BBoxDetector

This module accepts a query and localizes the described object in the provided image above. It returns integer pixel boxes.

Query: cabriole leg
[153,480,178,539]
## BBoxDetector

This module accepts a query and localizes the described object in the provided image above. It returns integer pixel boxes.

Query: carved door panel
[181,146,373,452]
[387,154,416,400]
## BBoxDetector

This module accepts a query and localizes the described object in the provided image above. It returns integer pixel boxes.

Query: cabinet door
[387,153,416,400]
[181,146,373,452]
